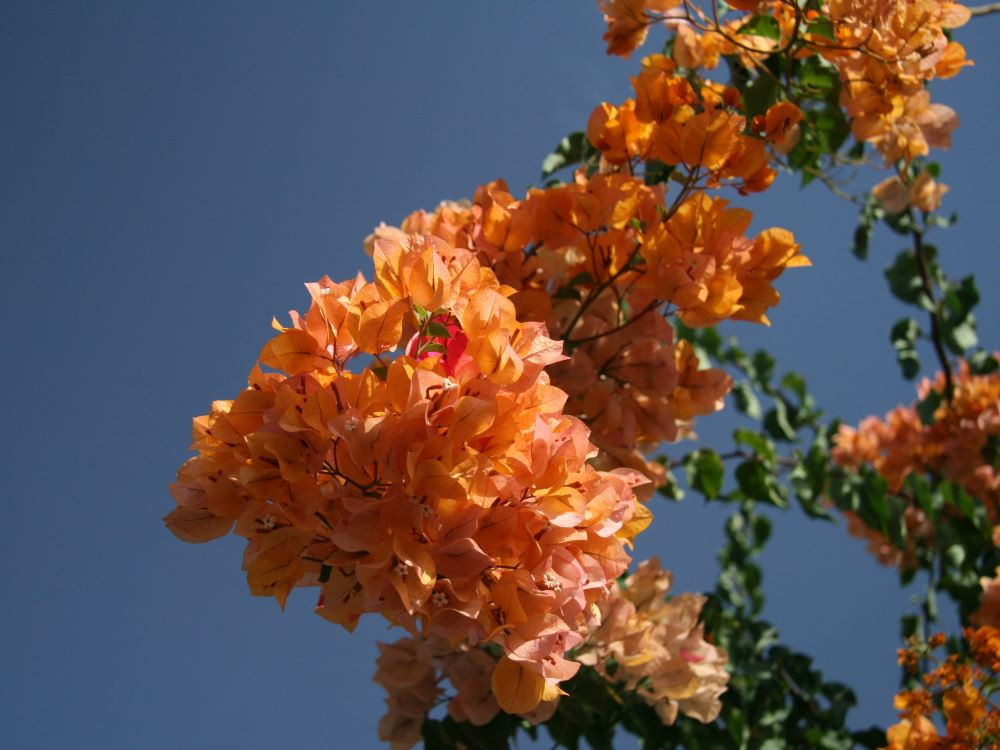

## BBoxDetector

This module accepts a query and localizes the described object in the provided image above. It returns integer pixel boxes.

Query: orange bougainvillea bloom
[833,357,1000,569]
[872,170,950,215]
[593,2,973,167]
[373,556,728,748]
[586,55,782,194]
[972,567,1000,629]
[366,140,804,493]
[575,557,729,724]
[828,0,970,164]
[599,0,683,58]
[167,233,647,709]
[889,627,1000,749]
[883,715,941,750]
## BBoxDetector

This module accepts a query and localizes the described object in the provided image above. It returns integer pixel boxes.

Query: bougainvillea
[166,1,1000,747]
[833,358,1000,569]
[167,233,660,710]
[890,628,1000,748]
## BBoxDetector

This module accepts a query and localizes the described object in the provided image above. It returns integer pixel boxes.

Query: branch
[970,3,1000,16]
[909,216,955,401]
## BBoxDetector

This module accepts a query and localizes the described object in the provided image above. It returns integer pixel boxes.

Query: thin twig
[970,2,1000,16]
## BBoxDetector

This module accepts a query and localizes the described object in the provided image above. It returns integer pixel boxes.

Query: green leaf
[940,275,980,354]
[885,211,917,234]
[735,460,787,507]
[799,56,839,96]
[780,372,808,402]
[411,301,429,323]
[945,543,966,568]
[732,381,762,420]
[644,159,674,186]
[946,318,977,353]
[791,438,834,521]
[763,399,797,442]
[969,349,999,374]
[884,251,928,307]
[925,211,958,229]
[809,103,849,155]
[805,17,835,40]
[890,317,921,380]
[852,194,882,260]
[657,467,685,501]
[739,15,781,40]
[541,131,593,178]
[734,428,777,464]
[685,449,726,500]
[916,389,942,425]
[852,225,871,260]
[750,350,777,391]
[743,72,778,120]
[553,285,582,301]
[426,321,452,339]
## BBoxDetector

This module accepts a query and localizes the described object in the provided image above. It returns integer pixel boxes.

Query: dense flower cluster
[889,627,1000,749]
[166,234,649,708]
[370,58,808,497]
[575,556,729,723]
[165,7,823,741]
[586,54,788,192]
[827,0,970,164]
[372,635,562,749]
[373,557,727,748]
[597,1,970,205]
[833,358,1000,566]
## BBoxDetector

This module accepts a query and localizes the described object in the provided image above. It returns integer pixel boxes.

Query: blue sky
[3,2,998,748]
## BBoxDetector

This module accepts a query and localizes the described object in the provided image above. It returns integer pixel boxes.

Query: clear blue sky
[2,2,997,748]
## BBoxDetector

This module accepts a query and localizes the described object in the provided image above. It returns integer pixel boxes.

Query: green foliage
[685,449,725,500]
[890,317,921,380]
[541,131,598,180]
[939,275,979,354]
[738,15,782,40]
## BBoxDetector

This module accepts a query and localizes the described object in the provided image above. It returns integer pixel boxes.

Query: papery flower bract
[167,233,648,713]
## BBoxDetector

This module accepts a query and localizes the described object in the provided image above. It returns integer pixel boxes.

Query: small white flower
[431,591,449,607]
[541,572,562,591]
[260,515,276,530]
[393,562,409,579]
[343,416,359,432]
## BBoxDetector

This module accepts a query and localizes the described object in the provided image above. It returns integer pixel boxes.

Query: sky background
[2,2,998,748]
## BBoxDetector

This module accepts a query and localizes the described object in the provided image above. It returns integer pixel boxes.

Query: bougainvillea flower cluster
[833,357,1000,567]
[369,57,808,496]
[598,1,971,212]
[166,7,826,739]
[890,627,1000,748]
[167,234,651,709]
[574,556,729,724]
[373,557,728,748]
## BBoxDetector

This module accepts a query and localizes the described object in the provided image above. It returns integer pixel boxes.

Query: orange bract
[833,358,1000,569]
[167,233,648,712]
[373,556,729,748]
